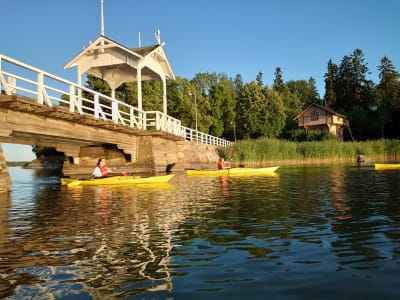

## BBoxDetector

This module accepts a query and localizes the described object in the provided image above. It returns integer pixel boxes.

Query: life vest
[98,164,109,177]
[217,160,224,169]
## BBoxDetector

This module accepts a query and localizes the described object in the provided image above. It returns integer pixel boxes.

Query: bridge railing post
[112,99,118,123]
[142,112,147,130]
[94,94,100,119]
[190,129,194,142]
[157,112,162,131]
[37,72,44,105]
[0,56,14,95]
[69,84,75,113]
[129,107,134,127]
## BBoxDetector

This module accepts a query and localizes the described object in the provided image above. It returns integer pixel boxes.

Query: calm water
[1,165,400,299]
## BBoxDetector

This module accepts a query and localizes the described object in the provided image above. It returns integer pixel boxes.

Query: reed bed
[221,138,400,163]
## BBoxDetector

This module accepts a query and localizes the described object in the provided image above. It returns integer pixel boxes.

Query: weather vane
[155,29,161,45]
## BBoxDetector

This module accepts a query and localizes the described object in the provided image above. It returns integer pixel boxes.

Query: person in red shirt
[217,157,226,169]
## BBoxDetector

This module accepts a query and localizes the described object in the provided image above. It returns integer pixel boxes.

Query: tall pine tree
[375,56,400,137]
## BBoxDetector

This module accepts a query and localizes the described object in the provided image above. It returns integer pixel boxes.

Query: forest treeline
[86,48,399,142]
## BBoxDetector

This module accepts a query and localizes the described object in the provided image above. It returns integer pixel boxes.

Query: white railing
[0,53,232,146]
[180,126,232,146]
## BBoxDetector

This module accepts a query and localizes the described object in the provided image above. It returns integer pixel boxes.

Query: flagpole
[100,0,105,36]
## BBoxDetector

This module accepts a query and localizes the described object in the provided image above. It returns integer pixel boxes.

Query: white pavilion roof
[64,35,175,90]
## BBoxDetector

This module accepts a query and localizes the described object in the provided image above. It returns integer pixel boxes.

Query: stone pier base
[152,138,221,172]
[61,137,222,177]
[0,145,11,193]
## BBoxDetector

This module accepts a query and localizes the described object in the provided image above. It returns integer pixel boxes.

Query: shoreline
[231,155,391,168]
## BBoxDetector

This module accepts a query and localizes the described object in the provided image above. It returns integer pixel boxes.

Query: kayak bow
[374,163,400,170]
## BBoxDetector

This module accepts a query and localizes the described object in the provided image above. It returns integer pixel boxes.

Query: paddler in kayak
[217,157,226,169]
[92,158,114,178]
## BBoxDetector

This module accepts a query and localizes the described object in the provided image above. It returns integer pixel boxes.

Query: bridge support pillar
[0,144,11,193]
[117,143,137,163]
[61,145,129,177]
[54,144,81,165]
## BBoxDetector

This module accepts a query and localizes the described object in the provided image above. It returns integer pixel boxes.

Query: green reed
[221,138,400,163]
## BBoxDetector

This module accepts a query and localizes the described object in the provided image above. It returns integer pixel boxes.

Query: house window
[311,110,319,121]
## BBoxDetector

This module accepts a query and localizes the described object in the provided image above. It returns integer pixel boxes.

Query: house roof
[293,103,348,120]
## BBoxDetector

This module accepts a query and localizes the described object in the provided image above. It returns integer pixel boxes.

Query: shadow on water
[1,165,400,299]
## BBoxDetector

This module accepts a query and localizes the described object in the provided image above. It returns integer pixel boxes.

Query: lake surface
[1,165,400,299]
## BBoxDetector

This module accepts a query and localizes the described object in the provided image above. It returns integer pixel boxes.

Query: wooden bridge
[0,54,231,146]
[0,53,232,189]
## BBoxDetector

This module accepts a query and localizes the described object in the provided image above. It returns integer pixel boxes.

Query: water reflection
[328,165,352,220]
[1,174,180,298]
[0,192,10,251]
[1,166,400,299]
[327,166,400,273]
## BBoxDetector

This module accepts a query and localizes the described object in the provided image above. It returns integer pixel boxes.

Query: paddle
[228,148,236,176]
[230,148,236,166]
[67,180,83,187]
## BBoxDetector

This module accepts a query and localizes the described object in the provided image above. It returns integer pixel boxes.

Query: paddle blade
[67,180,83,187]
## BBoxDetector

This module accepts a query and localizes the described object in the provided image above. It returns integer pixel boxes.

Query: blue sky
[1,0,399,161]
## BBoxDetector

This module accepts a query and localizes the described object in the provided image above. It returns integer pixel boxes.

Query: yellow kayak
[63,174,174,187]
[186,166,279,176]
[61,175,140,185]
[374,163,400,170]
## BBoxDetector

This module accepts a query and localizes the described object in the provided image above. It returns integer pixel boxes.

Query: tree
[236,82,265,139]
[167,77,197,128]
[208,85,225,136]
[273,67,284,91]
[191,72,219,96]
[324,59,338,108]
[335,49,374,111]
[262,87,286,137]
[307,77,320,104]
[325,49,377,140]
[185,72,237,137]
[236,82,285,139]
[85,75,111,96]
[219,75,236,139]
[233,73,244,97]
[276,84,303,138]
[286,79,319,108]
[256,71,263,87]
[375,56,400,138]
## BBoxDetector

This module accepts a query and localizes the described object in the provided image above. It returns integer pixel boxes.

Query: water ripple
[1,166,400,299]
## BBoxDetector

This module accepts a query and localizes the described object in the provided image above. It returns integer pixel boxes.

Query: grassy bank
[221,138,400,164]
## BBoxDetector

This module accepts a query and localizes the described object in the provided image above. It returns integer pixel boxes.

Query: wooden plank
[36,106,59,114]
[0,95,16,102]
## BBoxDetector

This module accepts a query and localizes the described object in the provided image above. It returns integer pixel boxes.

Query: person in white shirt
[92,158,113,178]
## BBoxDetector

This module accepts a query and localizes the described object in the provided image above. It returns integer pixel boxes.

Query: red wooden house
[293,103,350,141]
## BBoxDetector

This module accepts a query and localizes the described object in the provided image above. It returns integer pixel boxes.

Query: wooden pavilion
[64,32,175,114]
